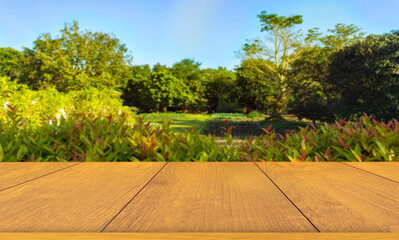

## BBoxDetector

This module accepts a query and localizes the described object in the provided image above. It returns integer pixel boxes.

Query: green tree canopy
[20,21,132,92]
[202,67,237,112]
[287,46,333,123]
[327,31,399,121]
[148,70,193,112]
[130,64,152,82]
[288,23,365,123]
[171,58,207,111]
[171,58,202,83]
[309,24,366,50]
[238,11,303,116]
[236,59,279,113]
[0,48,22,80]
[152,63,169,73]
[121,65,153,112]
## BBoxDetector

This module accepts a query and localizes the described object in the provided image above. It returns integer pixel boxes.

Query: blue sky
[1,0,398,70]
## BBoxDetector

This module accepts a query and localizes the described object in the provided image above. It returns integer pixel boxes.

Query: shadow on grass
[170,119,208,133]
[141,113,315,136]
[261,116,310,130]
[141,114,210,133]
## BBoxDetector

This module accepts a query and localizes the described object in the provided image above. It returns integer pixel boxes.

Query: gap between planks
[253,162,399,232]
[0,162,83,193]
[252,161,321,233]
[98,162,170,232]
[339,162,399,184]
[103,162,317,232]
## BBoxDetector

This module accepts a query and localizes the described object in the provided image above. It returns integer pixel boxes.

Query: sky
[1,0,398,70]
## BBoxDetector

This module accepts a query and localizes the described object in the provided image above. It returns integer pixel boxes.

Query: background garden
[1,12,399,162]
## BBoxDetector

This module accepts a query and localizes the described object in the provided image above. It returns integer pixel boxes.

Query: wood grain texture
[0,162,165,232]
[342,162,399,182]
[256,162,399,232]
[104,162,317,232]
[0,162,80,191]
[0,233,398,240]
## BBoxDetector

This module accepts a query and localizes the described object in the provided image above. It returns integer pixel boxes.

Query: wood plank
[0,162,80,191]
[104,162,317,232]
[0,162,166,232]
[256,162,399,232]
[0,233,399,240]
[0,233,398,240]
[342,162,399,182]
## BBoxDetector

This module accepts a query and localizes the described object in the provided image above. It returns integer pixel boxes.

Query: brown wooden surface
[0,233,398,240]
[104,162,317,232]
[256,162,399,232]
[0,162,80,191]
[342,162,399,182]
[0,162,398,234]
[0,162,165,232]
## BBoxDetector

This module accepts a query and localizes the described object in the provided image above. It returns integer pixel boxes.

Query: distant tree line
[1,17,399,122]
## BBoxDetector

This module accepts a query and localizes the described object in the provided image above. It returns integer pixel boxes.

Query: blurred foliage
[239,114,399,162]
[18,21,131,92]
[202,67,237,113]
[0,47,23,80]
[0,77,132,128]
[171,58,208,111]
[236,59,278,114]
[248,110,263,119]
[2,107,398,162]
[288,23,366,123]
[0,107,239,162]
[327,31,399,121]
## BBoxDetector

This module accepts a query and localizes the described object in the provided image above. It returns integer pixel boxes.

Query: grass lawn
[139,113,210,133]
[138,113,321,136]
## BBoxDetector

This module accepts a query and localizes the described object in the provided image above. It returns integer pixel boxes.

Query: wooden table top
[0,162,398,239]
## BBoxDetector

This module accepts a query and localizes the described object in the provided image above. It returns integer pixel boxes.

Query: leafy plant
[248,110,263,119]
[0,77,133,128]
[1,103,398,162]
[0,106,241,162]
[239,114,399,162]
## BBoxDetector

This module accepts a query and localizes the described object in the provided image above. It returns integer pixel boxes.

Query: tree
[130,64,152,81]
[171,58,201,82]
[202,67,237,112]
[238,11,303,116]
[121,65,153,112]
[0,48,22,80]
[20,21,132,92]
[236,59,278,113]
[148,70,193,112]
[288,23,365,123]
[287,46,333,124]
[327,31,399,121]
[171,58,207,111]
[317,24,365,50]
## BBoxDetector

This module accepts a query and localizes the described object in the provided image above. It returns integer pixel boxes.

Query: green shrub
[0,107,240,162]
[248,110,263,119]
[216,98,239,113]
[239,114,399,162]
[1,103,398,162]
[0,77,133,128]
